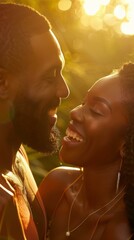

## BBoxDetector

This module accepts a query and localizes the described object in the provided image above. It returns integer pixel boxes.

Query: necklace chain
[66,175,125,238]
[88,191,124,240]
[48,172,127,239]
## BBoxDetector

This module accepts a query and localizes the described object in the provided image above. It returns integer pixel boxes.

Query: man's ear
[0,68,8,100]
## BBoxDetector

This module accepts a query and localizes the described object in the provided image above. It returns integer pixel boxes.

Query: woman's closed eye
[90,107,104,116]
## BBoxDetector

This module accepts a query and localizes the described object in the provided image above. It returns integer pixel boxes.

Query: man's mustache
[47,98,61,111]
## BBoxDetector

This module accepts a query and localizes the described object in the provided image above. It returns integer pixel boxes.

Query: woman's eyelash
[81,101,104,116]
[90,108,103,116]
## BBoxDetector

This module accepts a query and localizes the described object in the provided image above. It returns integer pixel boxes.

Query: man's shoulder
[18,144,29,163]
[0,177,14,218]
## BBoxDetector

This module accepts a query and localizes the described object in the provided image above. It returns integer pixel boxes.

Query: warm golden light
[58,0,72,11]
[126,2,134,20]
[90,17,103,30]
[121,20,134,35]
[100,0,111,6]
[83,0,100,16]
[114,4,126,19]
[59,0,134,35]
[103,13,116,26]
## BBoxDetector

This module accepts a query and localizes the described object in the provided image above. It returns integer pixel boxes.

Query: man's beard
[12,95,61,154]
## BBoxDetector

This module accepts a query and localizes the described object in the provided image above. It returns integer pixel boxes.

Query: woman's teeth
[66,128,83,142]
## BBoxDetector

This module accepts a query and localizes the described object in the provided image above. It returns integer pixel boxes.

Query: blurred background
[2,0,134,184]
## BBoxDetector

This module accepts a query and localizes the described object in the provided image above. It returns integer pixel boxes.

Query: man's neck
[0,123,21,171]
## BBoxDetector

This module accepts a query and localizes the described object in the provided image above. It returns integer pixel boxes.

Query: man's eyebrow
[43,65,61,75]
[93,96,112,112]
[41,58,64,78]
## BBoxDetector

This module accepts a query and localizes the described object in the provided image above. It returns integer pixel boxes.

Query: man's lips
[48,108,57,127]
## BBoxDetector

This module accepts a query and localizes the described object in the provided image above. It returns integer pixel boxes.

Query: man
[0,3,69,240]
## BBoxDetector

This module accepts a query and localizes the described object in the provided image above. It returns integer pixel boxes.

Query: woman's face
[60,73,127,168]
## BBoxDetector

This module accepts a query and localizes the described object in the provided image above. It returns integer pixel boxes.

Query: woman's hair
[0,3,51,73]
[119,62,134,233]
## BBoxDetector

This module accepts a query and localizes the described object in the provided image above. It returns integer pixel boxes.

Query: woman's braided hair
[119,62,134,233]
[0,3,51,73]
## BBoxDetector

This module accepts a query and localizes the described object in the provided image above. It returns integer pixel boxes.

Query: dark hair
[0,3,51,73]
[119,62,134,234]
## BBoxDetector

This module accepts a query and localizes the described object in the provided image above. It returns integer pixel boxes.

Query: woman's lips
[62,123,84,148]
[65,127,83,142]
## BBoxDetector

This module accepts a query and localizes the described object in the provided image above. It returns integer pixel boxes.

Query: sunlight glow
[114,4,126,19]
[103,14,116,26]
[57,0,134,35]
[126,2,134,20]
[81,0,134,35]
[58,0,72,11]
[83,0,100,16]
[100,0,111,6]
[121,20,134,35]
[90,18,103,30]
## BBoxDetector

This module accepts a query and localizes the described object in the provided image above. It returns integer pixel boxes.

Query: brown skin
[0,30,69,238]
[39,74,131,240]
[0,30,69,171]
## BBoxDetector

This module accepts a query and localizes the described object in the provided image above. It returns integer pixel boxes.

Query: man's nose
[56,76,70,99]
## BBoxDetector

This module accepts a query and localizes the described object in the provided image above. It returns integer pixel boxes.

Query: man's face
[12,30,69,153]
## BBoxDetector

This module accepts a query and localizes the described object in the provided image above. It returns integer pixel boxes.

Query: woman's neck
[81,162,123,209]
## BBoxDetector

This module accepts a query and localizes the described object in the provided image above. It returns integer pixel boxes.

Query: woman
[39,62,134,240]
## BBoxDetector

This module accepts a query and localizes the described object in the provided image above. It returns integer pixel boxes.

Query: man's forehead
[28,30,65,71]
[49,30,65,66]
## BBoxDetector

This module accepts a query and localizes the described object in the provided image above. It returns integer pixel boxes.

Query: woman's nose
[70,105,83,122]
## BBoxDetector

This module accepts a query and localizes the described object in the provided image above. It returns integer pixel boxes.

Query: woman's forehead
[87,73,122,101]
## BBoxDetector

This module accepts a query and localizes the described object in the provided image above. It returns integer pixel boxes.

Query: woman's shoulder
[39,166,81,195]
[47,166,81,182]
[39,166,82,217]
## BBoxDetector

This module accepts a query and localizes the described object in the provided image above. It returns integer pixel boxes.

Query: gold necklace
[48,172,126,239]
[88,191,125,240]
[66,177,125,237]
[50,172,83,224]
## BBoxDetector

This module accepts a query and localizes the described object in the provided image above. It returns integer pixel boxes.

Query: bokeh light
[100,0,111,5]
[114,4,126,19]
[58,0,134,36]
[58,0,72,11]
[83,0,100,16]
[121,20,134,35]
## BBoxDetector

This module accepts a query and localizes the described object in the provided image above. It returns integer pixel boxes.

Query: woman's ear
[0,68,8,100]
